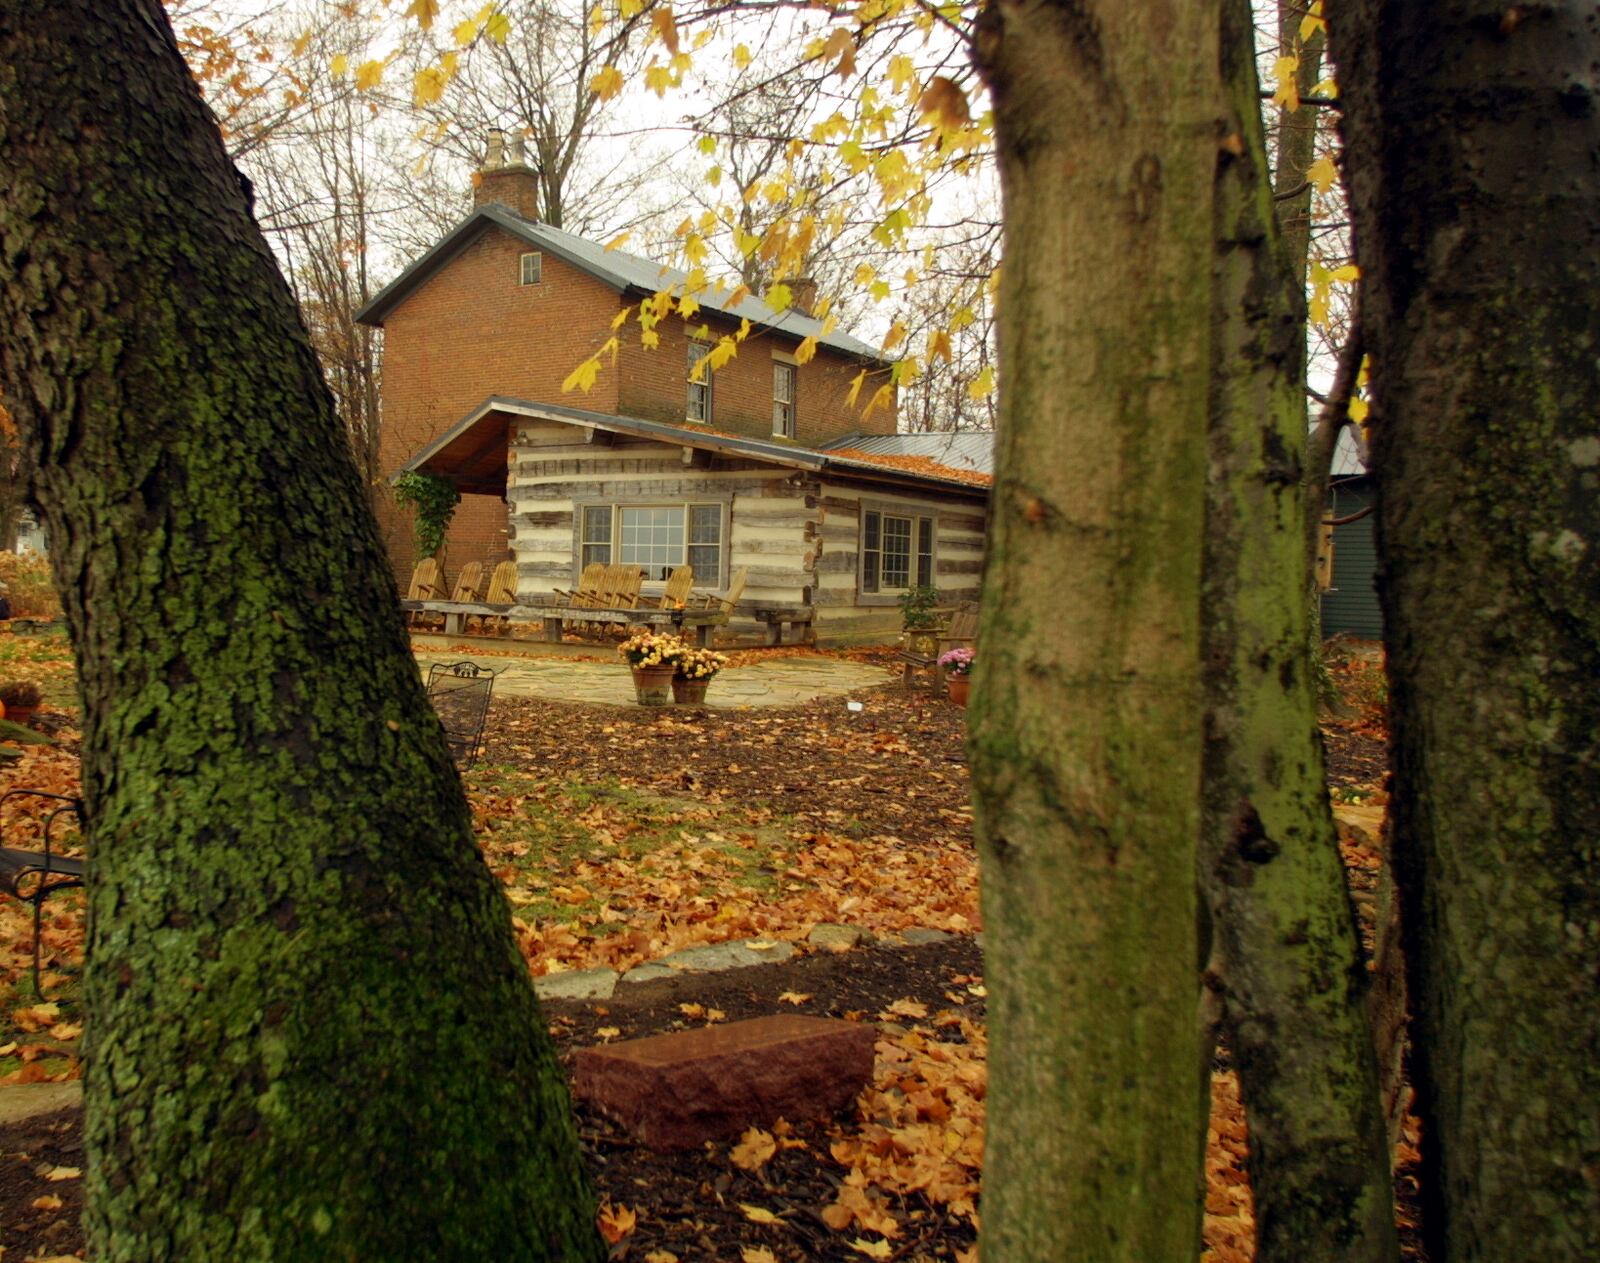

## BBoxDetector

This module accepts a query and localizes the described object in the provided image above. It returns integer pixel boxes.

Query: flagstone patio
[413,650,894,708]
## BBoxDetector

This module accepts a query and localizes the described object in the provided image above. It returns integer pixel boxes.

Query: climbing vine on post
[393,471,459,558]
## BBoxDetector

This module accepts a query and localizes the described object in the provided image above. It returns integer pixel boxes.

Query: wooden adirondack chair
[450,561,485,603]
[552,562,604,607]
[479,560,520,636]
[608,566,645,609]
[643,564,695,609]
[406,557,445,627]
[485,560,518,605]
[686,567,746,614]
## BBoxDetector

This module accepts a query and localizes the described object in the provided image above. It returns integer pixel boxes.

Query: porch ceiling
[410,411,509,497]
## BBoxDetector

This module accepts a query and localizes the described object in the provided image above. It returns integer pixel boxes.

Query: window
[861,506,936,595]
[580,505,612,569]
[519,252,542,285]
[686,340,712,422]
[576,504,722,583]
[772,362,796,438]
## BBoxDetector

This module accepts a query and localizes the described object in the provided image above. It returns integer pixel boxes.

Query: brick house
[356,144,990,642]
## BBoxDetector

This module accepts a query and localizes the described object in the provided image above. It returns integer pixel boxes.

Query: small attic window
[519,252,542,286]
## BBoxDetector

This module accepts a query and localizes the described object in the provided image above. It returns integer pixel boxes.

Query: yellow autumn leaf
[45,1166,82,1182]
[597,1200,637,1245]
[741,1249,778,1263]
[850,1239,892,1260]
[795,336,818,364]
[823,27,856,79]
[865,384,893,417]
[731,1126,777,1170]
[1307,152,1339,195]
[733,43,752,69]
[645,1252,680,1263]
[562,357,601,394]
[354,59,385,92]
[928,330,953,363]
[847,371,866,407]
[414,67,448,107]
[1348,395,1370,423]
[880,321,907,354]
[696,134,717,156]
[765,283,793,312]
[484,10,511,42]
[968,365,996,400]
[1299,0,1325,43]
[406,0,440,30]
[740,1204,782,1225]
[1329,263,1361,283]
[736,318,752,341]
[453,15,482,45]
[330,53,349,78]
[779,991,812,1005]
[1272,54,1300,111]
[31,1194,63,1211]
[609,305,633,331]
[589,64,624,100]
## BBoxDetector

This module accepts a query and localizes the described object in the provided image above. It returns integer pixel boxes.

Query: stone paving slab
[415,651,892,709]
[0,1080,80,1124]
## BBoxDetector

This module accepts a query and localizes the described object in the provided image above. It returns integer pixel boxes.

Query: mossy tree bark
[1201,2,1396,1258]
[970,2,1218,1256]
[1331,2,1600,1258]
[0,3,604,1259]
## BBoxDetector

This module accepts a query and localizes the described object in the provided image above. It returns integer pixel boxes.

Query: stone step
[572,1014,876,1149]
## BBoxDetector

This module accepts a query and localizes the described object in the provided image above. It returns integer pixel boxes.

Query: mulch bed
[1,938,982,1262]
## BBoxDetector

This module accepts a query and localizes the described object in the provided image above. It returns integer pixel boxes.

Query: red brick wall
[376,227,622,586]
[615,313,895,447]
[374,221,896,586]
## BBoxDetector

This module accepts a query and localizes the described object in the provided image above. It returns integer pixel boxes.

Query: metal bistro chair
[0,789,86,992]
[425,662,497,768]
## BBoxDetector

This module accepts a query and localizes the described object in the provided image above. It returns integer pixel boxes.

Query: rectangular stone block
[571,1014,876,1149]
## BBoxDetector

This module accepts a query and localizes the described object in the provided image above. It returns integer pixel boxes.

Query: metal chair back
[425,662,496,768]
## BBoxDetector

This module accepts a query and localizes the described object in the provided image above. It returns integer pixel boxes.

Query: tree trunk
[1330,3,1600,1258]
[1201,3,1397,1258]
[970,2,1218,1256]
[0,4,604,1259]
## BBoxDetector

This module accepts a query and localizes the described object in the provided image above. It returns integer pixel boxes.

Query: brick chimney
[474,129,542,221]
[789,277,819,316]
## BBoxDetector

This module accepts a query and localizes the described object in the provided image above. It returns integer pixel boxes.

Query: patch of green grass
[0,630,78,707]
[465,770,793,925]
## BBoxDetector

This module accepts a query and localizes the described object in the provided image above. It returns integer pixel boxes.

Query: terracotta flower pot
[946,675,970,707]
[672,676,710,705]
[630,665,676,706]
[5,704,38,727]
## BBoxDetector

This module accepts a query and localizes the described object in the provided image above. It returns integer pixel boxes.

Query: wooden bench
[0,790,85,992]
[397,599,731,646]
[750,605,816,646]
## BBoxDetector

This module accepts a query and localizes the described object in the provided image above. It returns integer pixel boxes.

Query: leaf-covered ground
[0,632,1416,1261]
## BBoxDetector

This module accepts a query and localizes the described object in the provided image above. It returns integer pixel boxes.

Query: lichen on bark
[0,3,604,1258]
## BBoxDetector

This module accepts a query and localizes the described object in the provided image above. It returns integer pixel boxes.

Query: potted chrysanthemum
[672,647,727,705]
[937,647,974,707]
[618,631,687,705]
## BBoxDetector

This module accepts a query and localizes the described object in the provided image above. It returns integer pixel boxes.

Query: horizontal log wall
[503,418,988,641]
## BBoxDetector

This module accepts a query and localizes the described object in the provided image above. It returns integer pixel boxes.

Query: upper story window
[772,362,796,438]
[686,339,713,423]
[519,252,542,285]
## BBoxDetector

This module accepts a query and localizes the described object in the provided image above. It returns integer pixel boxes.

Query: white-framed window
[576,503,723,583]
[686,339,713,423]
[860,506,935,595]
[519,252,542,285]
[772,361,796,438]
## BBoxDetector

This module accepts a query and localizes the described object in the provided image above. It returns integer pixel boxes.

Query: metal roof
[399,397,989,497]
[355,204,883,361]
[820,430,994,474]
[1330,425,1369,478]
